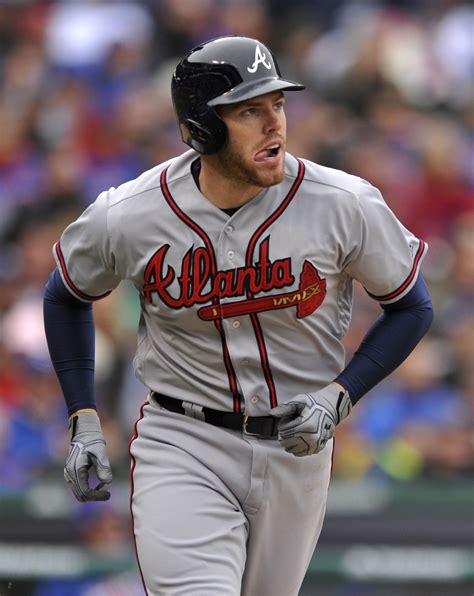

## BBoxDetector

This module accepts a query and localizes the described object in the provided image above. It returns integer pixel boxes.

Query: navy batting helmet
[171,36,305,154]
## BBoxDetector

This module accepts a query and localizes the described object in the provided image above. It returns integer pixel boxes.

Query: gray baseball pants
[130,396,332,596]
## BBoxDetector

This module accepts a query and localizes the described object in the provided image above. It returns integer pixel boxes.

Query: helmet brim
[207,77,304,106]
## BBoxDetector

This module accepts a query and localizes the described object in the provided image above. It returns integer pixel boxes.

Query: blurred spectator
[45,1,154,77]
[337,337,473,480]
[33,500,143,596]
[0,289,65,491]
[437,214,474,402]
[150,0,224,60]
[433,3,474,107]
[0,353,66,491]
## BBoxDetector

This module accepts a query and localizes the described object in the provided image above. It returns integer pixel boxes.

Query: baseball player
[43,36,433,595]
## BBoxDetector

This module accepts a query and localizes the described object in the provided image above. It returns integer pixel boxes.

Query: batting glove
[270,384,352,457]
[64,410,113,502]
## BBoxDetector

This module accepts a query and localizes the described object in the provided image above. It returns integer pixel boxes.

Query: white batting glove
[270,384,352,457]
[64,410,113,502]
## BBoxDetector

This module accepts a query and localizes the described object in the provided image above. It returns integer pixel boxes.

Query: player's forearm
[43,269,97,416]
[336,274,434,403]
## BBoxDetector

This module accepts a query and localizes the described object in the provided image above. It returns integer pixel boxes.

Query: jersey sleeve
[53,190,121,302]
[344,181,428,305]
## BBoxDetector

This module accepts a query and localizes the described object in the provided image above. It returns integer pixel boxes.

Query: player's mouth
[254,142,283,164]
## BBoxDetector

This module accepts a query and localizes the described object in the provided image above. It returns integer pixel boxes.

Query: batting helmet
[171,36,305,154]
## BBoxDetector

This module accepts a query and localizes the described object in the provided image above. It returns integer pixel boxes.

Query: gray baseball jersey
[54,150,427,595]
[54,150,427,416]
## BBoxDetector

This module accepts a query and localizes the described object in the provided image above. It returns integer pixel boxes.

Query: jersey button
[225,225,234,233]
[227,250,235,258]
[251,396,259,404]
[232,320,240,328]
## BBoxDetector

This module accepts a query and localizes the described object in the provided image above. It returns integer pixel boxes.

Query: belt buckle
[242,415,260,437]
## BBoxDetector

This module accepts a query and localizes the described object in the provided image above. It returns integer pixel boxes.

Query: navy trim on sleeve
[43,268,97,416]
[336,274,434,404]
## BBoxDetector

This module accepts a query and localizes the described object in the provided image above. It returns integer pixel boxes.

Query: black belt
[151,392,279,439]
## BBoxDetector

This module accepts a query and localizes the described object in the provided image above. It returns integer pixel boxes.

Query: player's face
[216,91,287,188]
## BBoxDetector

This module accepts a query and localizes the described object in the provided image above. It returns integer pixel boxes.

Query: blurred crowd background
[0,0,472,594]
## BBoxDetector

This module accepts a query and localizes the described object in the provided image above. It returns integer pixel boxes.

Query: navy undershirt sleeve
[43,268,96,416]
[335,274,434,404]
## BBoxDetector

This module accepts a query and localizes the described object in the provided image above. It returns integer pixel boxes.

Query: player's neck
[199,159,263,209]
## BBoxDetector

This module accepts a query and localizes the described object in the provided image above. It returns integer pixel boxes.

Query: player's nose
[262,109,283,134]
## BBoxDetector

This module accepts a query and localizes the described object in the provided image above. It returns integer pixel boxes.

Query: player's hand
[64,410,113,502]
[269,384,352,457]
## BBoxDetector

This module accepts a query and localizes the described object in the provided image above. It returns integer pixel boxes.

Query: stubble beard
[216,140,285,188]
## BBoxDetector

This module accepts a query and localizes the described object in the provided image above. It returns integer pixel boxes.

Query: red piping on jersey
[160,166,242,413]
[54,241,111,302]
[366,240,427,302]
[128,400,149,596]
[245,158,306,409]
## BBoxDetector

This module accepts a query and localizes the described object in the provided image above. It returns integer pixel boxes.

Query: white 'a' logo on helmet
[247,44,272,73]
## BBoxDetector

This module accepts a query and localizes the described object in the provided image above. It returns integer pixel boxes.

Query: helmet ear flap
[187,119,211,144]
[185,113,228,155]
